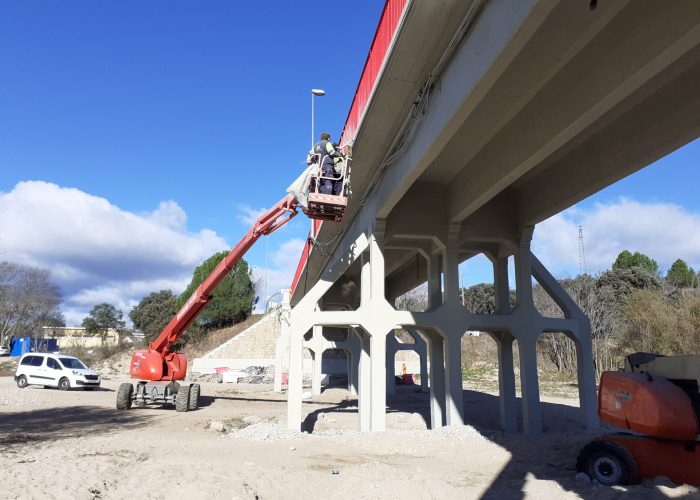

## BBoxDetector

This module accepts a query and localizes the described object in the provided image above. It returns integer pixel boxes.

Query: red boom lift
[116,152,351,412]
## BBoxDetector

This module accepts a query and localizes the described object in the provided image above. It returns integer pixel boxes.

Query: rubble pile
[187,372,224,383]
[240,365,274,384]
[187,365,276,384]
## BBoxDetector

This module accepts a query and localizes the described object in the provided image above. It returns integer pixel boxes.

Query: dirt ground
[1,369,698,500]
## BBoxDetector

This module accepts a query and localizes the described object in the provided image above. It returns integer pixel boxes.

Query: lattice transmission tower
[578,225,587,276]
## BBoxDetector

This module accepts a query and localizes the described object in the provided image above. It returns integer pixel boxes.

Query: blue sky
[1,1,699,324]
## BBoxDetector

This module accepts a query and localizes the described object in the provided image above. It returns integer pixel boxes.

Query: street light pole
[311,88,325,149]
[310,89,325,238]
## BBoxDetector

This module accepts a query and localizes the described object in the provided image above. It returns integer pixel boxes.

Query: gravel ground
[1,376,697,499]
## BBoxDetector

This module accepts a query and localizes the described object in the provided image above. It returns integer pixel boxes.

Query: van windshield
[58,357,86,370]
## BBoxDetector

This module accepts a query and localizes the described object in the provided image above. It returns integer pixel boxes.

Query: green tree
[462,283,496,314]
[129,290,177,343]
[597,267,661,304]
[82,303,126,344]
[612,250,659,274]
[176,251,255,329]
[666,259,698,288]
[460,283,517,315]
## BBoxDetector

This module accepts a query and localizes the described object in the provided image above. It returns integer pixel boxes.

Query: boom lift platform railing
[302,147,352,222]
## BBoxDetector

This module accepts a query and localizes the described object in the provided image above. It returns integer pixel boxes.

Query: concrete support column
[515,230,535,308]
[350,355,359,395]
[311,325,324,396]
[273,336,287,393]
[419,346,429,393]
[408,330,429,393]
[444,333,464,426]
[284,232,370,433]
[428,253,442,308]
[514,230,543,434]
[530,253,599,431]
[426,252,446,428]
[492,256,517,432]
[358,248,373,432]
[349,329,361,396]
[367,225,388,431]
[495,333,518,432]
[442,224,461,305]
[517,335,542,434]
[440,225,464,426]
[273,291,291,393]
[358,329,371,431]
[493,256,511,313]
[311,352,323,396]
[345,350,353,394]
[575,328,600,430]
[370,332,387,431]
[386,335,396,396]
[427,331,446,429]
[370,224,386,301]
[286,325,304,431]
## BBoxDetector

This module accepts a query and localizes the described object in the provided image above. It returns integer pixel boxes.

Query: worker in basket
[312,131,344,195]
[287,132,348,212]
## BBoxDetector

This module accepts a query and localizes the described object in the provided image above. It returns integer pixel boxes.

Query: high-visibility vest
[313,140,336,166]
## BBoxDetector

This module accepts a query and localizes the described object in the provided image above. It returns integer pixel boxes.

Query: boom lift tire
[175,384,190,412]
[188,383,200,411]
[576,439,637,486]
[116,383,133,410]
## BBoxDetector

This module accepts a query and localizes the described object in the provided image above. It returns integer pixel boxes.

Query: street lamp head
[311,89,326,96]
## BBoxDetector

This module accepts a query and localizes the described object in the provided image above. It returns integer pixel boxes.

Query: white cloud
[6,183,693,324]
[533,198,700,277]
[0,181,228,325]
[237,205,268,226]
[251,238,305,312]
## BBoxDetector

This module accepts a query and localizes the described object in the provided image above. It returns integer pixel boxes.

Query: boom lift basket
[303,150,352,222]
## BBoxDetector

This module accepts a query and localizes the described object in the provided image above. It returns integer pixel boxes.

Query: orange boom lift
[116,151,351,412]
[577,353,700,486]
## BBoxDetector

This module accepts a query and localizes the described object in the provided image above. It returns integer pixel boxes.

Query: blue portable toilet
[10,337,31,357]
[36,338,58,353]
[10,337,58,356]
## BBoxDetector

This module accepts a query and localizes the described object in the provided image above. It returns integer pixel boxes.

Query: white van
[14,353,101,390]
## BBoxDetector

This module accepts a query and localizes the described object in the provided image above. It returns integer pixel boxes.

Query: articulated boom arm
[148,195,298,357]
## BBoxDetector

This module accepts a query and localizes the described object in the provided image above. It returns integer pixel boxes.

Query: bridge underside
[285,0,700,433]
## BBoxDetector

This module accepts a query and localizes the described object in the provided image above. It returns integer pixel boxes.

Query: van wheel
[58,377,71,391]
[16,375,28,389]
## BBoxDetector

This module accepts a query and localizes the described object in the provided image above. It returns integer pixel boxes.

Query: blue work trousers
[319,162,341,195]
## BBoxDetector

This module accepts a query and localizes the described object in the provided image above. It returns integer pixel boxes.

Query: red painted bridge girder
[290,0,408,296]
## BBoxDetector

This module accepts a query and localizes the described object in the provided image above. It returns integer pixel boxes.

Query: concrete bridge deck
[283,0,700,433]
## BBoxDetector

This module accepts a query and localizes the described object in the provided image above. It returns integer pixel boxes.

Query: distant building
[42,326,120,348]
